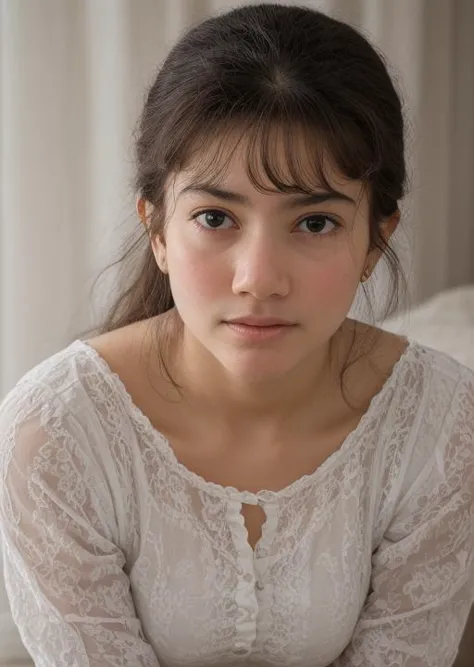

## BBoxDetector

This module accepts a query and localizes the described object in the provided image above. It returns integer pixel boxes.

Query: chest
[131,475,370,667]
[164,432,358,552]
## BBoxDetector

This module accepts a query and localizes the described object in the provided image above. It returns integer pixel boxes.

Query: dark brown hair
[78,3,409,404]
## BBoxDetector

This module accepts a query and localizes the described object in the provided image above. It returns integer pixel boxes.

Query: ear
[364,209,400,276]
[136,196,153,232]
[136,196,168,275]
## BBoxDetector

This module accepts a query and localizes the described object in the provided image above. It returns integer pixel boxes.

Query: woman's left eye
[297,215,339,235]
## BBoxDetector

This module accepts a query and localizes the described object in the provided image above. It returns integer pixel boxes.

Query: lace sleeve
[333,371,474,667]
[0,383,161,667]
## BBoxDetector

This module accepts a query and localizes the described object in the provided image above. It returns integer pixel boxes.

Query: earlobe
[381,209,401,244]
[361,210,401,283]
[137,196,168,274]
[151,236,168,275]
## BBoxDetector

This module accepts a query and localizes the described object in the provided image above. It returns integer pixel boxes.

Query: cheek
[166,238,228,303]
[304,251,361,305]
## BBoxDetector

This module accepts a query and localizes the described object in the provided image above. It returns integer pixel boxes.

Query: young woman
[0,4,473,666]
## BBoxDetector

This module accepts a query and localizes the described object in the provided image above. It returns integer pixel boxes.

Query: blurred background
[0,0,473,664]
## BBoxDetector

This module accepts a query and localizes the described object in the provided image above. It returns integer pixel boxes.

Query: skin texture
[138,133,400,443]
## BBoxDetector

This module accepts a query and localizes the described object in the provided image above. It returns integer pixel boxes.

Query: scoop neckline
[72,335,414,502]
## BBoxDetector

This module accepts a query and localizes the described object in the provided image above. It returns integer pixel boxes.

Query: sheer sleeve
[0,382,161,667]
[333,370,474,667]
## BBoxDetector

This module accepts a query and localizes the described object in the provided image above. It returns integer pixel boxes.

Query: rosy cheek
[300,263,359,323]
[169,244,227,301]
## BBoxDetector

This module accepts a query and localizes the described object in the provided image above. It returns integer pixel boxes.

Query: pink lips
[224,316,296,342]
[226,315,295,327]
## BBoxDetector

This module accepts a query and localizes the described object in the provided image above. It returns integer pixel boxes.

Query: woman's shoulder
[0,324,155,522]
[363,326,474,536]
[0,319,155,434]
[83,316,182,437]
[383,328,474,466]
[403,338,474,446]
[359,319,474,399]
[386,334,474,445]
[0,339,90,423]
[348,321,474,458]
[0,333,143,558]
[83,317,155,385]
[393,331,474,398]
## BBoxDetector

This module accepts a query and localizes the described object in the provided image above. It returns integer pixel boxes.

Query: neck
[165,316,352,437]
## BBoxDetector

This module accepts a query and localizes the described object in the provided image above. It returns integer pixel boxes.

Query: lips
[224,319,295,342]
[225,316,295,327]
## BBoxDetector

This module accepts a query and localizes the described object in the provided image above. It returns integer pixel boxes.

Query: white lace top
[0,338,473,667]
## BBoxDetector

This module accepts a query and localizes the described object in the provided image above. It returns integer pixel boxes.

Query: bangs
[171,111,374,200]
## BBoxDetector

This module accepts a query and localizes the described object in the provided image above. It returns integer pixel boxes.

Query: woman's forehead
[173,130,364,201]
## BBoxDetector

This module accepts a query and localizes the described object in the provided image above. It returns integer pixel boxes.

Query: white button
[256,581,264,590]
[243,572,253,583]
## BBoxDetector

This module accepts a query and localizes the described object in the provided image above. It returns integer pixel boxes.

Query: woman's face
[150,136,380,382]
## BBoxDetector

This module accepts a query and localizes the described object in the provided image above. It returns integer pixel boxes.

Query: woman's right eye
[191,209,234,230]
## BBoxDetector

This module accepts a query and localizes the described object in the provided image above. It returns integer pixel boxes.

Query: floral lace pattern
[0,338,473,666]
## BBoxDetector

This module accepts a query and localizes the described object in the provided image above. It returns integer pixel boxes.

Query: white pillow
[382,284,474,371]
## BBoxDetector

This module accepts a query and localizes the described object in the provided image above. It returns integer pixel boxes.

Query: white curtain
[0,0,473,662]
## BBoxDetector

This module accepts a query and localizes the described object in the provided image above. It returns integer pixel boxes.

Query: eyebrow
[178,184,356,207]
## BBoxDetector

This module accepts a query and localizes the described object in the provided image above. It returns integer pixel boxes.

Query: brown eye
[298,215,339,235]
[192,210,233,230]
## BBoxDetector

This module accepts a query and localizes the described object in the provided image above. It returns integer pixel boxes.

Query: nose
[231,232,290,300]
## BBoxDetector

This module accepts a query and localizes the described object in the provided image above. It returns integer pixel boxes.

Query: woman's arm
[0,385,161,667]
[333,372,474,667]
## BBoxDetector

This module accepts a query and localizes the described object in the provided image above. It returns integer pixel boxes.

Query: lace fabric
[0,338,472,666]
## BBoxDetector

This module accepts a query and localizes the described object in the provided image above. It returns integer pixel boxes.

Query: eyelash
[189,209,341,237]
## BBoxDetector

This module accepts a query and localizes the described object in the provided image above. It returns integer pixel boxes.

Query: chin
[217,350,301,383]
